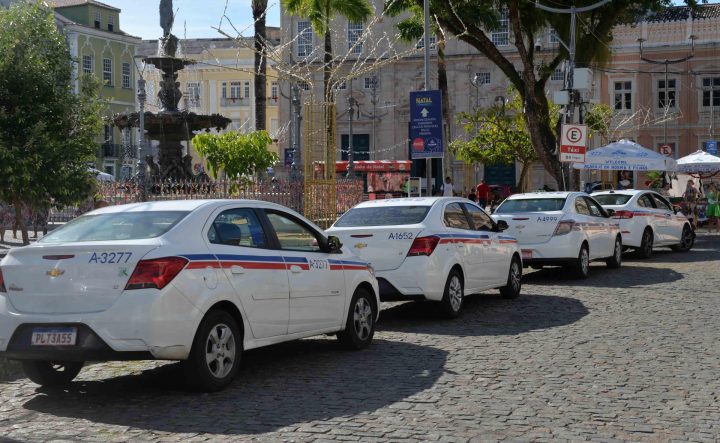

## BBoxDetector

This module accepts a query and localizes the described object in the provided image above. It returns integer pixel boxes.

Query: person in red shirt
[475,179,490,209]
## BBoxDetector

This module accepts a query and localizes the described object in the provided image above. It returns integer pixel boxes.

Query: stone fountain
[110,0,231,181]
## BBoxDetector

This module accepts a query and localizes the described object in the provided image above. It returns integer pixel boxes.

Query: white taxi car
[326,197,522,318]
[592,190,694,257]
[0,200,379,391]
[491,192,622,279]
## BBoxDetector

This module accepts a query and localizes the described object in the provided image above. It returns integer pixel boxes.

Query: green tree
[452,92,560,192]
[192,130,278,195]
[0,2,106,245]
[584,103,613,145]
[282,0,373,102]
[252,0,268,131]
[396,0,673,189]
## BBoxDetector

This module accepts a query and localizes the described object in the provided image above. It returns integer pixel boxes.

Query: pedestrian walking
[683,179,700,228]
[706,183,720,233]
[442,176,454,197]
[476,179,489,209]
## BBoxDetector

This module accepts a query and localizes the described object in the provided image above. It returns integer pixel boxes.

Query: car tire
[439,269,464,318]
[670,224,694,252]
[184,309,242,392]
[21,360,83,387]
[570,243,590,279]
[499,256,522,299]
[638,228,653,259]
[605,236,622,269]
[337,287,376,350]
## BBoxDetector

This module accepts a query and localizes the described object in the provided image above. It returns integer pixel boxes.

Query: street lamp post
[136,78,148,202]
[346,78,360,177]
[290,84,302,179]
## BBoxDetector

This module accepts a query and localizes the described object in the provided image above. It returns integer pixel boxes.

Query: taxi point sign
[560,124,588,163]
[409,90,444,159]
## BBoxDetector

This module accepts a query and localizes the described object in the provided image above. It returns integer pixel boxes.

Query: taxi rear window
[334,206,431,227]
[592,194,632,205]
[495,198,566,213]
[39,211,189,243]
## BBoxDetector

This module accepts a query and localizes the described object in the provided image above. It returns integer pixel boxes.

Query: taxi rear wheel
[606,236,622,269]
[184,309,242,392]
[337,287,376,350]
[638,228,653,258]
[570,244,590,279]
[21,360,83,387]
[499,256,522,299]
[439,269,464,318]
[670,224,694,252]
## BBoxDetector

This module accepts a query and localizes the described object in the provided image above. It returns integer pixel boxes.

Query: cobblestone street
[1,234,718,442]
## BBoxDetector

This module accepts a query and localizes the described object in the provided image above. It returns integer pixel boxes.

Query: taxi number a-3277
[388,232,415,240]
[309,259,329,270]
[88,252,133,264]
[536,216,558,222]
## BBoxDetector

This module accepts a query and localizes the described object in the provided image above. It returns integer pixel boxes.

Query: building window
[549,28,560,44]
[244,81,251,98]
[491,8,509,46]
[103,125,113,144]
[702,77,720,107]
[474,71,491,85]
[297,20,313,57]
[121,62,130,88]
[270,82,278,99]
[108,14,114,32]
[551,68,564,82]
[416,34,437,49]
[102,58,112,85]
[364,76,378,89]
[335,81,347,90]
[347,21,364,54]
[613,81,632,111]
[187,82,200,106]
[299,81,310,91]
[82,55,93,75]
[221,82,227,98]
[658,79,676,109]
[94,11,101,29]
[230,81,241,98]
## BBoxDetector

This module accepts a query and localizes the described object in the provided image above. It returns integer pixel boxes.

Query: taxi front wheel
[21,360,83,387]
[439,269,464,318]
[338,287,376,350]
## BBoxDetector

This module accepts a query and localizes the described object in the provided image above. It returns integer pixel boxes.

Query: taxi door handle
[290,265,303,273]
[230,265,245,275]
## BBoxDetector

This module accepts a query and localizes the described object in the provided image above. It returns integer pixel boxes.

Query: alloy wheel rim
[510,261,521,292]
[581,248,589,274]
[449,276,463,312]
[205,323,235,379]
[645,232,653,255]
[353,297,373,340]
[615,240,622,263]
[681,227,692,249]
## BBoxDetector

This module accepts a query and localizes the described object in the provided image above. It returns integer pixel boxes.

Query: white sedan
[0,200,379,391]
[491,192,622,279]
[592,190,694,257]
[326,197,522,318]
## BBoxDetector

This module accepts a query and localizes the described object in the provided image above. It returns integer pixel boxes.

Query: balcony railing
[221,97,248,107]
[99,143,136,159]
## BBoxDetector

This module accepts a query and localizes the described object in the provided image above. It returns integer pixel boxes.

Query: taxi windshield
[39,211,189,243]
[592,194,632,205]
[495,198,566,213]
[334,206,431,227]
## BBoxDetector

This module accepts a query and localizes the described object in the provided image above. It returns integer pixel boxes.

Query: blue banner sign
[707,140,718,156]
[409,90,444,159]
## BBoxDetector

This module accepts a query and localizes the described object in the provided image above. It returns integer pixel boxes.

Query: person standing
[476,179,489,209]
[442,176,454,197]
[683,179,700,227]
[706,183,720,233]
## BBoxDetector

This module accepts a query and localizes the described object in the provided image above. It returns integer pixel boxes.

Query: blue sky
[104,0,281,40]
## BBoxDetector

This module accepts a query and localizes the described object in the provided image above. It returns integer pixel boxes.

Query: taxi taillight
[407,236,440,257]
[125,257,188,290]
[613,210,634,219]
[0,268,6,293]
[553,220,576,236]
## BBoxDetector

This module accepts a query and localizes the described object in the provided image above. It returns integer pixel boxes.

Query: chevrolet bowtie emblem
[354,243,368,249]
[46,268,65,277]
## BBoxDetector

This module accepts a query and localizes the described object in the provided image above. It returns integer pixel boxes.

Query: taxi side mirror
[495,220,509,232]
[327,235,343,253]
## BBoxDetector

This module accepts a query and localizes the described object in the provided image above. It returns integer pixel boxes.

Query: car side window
[463,203,494,231]
[265,210,323,252]
[208,208,267,248]
[574,197,591,216]
[638,194,654,208]
[443,203,472,230]
[584,197,605,217]
[651,194,672,211]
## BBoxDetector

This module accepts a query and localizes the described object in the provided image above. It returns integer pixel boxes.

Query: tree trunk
[252,0,267,131]
[523,86,565,190]
[323,28,334,180]
[518,161,530,193]
[323,29,333,103]
[436,28,452,182]
[13,201,28,245]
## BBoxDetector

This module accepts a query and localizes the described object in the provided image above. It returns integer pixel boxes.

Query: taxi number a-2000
[536,216,558,222]
[388,232,415,240]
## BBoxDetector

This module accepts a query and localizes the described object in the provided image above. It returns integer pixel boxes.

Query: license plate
[31,327,77,346]
[521,249,533,260]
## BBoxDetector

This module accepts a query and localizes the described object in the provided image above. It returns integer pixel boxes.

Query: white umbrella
[676,150,720,173]
[572,139,677,172]
[88,168,115,182]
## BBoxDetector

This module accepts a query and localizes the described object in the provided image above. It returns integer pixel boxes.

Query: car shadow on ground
[624,235,718,264]
[377,292,588,336]
[522,264,683,287]
[21,338,447,435]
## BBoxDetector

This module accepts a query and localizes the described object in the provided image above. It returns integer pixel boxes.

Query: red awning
[314,160,413,173]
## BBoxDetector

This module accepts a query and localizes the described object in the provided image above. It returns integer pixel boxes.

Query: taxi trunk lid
[328,227,424,271]
[2,242,158,314]
[493,211,564,245]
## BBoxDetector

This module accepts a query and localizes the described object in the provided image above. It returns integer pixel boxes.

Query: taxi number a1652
[536,216,558,223]
[89,252,133,264]
[388,232,415,240]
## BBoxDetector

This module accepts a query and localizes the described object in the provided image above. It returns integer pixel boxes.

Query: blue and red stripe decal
[180,254,368,271]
